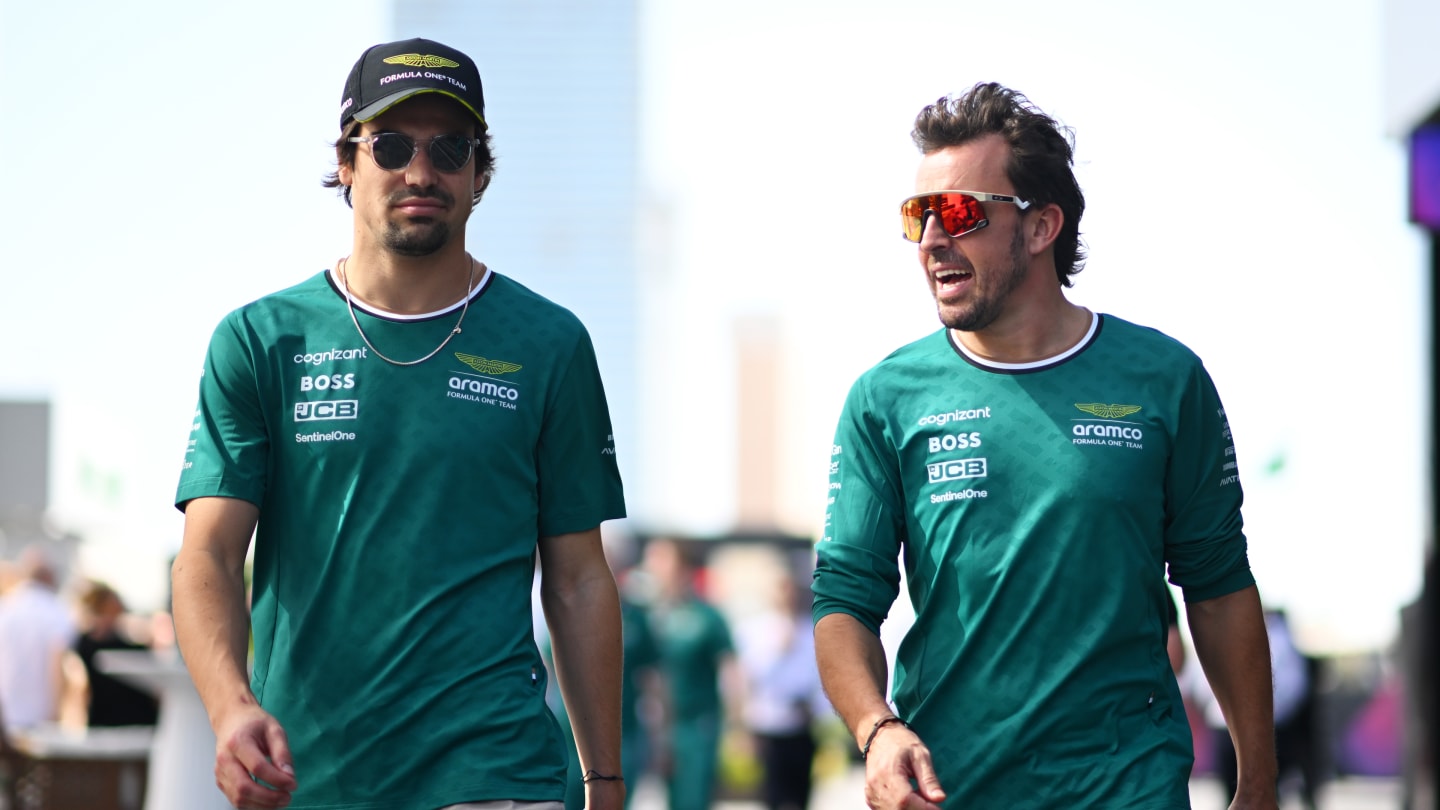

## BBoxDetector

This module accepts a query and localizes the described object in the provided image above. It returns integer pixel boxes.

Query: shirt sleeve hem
[174,482,263,513]
[812,603,883,637]
[1180,568,1256,604]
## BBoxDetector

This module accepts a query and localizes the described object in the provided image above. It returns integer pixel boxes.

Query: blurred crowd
[537,536,1413,810]
[540,533,840,810]
[0,544,168,737]
[1,536,1417,810]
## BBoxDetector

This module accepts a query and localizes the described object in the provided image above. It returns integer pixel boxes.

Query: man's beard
[384,220,451,256]
[383,187,458,257]
[937,225,1029,332]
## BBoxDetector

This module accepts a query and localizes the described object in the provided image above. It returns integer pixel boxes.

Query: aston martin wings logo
[455,353,522,375]
[1075,403,1142,419]
[383,54,461,69]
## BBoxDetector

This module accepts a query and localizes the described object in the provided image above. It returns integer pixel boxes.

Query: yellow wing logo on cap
[455,353,522,375]
[1075,403,1142,419]
[384,54,461,69]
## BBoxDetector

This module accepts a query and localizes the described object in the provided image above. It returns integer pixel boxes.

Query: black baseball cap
[339,38,487,131]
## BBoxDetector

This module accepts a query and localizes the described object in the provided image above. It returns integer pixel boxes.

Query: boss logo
[300,374,356,391]
[927,432,982,453]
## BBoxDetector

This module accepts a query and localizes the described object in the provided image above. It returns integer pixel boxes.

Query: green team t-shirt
[175,268,626,810]
[620,597,660,736]
[813,313,1253,810]
[649,597,733,718]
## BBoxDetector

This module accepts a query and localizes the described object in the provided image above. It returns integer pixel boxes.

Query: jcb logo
[926,458,988,484]
[295,400,359,422]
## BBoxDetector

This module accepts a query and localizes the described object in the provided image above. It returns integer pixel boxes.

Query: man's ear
[1027,202,1064,257]
[338,161,355,188]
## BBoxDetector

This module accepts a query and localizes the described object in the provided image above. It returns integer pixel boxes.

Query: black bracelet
[860,715,912,760]
[582,769,624,784]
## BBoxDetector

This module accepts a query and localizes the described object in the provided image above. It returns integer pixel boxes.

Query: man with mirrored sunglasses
[171,37,627,810]
[812,82,1278,810]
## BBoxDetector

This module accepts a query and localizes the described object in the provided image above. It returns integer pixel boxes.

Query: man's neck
[952,298,1093,365]
[339,246,476,315]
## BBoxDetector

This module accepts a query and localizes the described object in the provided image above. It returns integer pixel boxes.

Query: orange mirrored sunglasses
[900,190,1031,242]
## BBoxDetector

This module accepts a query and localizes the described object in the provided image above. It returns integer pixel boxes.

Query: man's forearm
[815,612,894,746]
[1188,585,1277,798]
[171,547,258,722]
[542,568,624,775]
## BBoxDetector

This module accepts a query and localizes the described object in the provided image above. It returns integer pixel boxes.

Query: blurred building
[1382,0,1439,805]
[0,401,49,540]
[0,400,78,572]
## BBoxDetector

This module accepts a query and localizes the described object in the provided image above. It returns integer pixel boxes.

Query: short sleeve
[535,327,626,537]
[175,312,271,511]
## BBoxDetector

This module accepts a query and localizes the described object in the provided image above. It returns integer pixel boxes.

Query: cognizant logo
[917,407,991,427]
[294,348,368,366]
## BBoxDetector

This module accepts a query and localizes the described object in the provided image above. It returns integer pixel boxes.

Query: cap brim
[351,88,487,130]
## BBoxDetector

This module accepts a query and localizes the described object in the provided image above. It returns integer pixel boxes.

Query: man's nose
[404,144,441,186]
[919,211,953,251]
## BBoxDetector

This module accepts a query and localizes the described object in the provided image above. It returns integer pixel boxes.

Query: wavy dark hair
[912,83,1086,286]
[322,118,496,209]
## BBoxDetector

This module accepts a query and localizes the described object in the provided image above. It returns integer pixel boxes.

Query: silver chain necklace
[336,254,475,367]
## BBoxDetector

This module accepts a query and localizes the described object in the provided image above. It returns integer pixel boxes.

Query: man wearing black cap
[171,38,627,810]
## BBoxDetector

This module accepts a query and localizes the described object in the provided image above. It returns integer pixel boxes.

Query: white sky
[0,0,1430,652]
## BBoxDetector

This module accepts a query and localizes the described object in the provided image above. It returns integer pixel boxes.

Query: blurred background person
[610,532,662,808]
[642,537,737,810]
[66,580,159,728]
[735,571,830,810]
[0,545,76,732]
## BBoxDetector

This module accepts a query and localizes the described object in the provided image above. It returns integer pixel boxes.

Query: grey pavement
[628,770,1404,809]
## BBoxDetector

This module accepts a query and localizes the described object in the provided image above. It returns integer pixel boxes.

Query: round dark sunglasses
[348,132,481,173]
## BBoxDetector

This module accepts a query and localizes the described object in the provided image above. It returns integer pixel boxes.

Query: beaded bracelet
[582,769,624,784]
[860,715,913,760]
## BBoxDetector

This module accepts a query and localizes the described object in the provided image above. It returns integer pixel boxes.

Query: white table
[96,649,231,810]
[9,724,152,810]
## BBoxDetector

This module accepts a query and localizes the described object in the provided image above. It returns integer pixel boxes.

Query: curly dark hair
[322,118,497,209]
[912,83,1086,286]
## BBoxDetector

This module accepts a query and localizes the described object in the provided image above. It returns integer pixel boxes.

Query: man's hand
[212,702,297,809]
[815,615,945,809]
[863,723,946,810]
